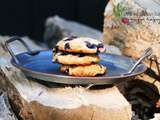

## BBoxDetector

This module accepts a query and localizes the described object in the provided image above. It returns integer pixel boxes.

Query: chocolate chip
[64,36,77,41]
[97,43,104,48]
[85,41,96,49]
[64,43,70,49]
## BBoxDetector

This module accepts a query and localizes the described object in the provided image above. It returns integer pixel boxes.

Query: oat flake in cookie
[56,36,106,54]
[53,52,100,65]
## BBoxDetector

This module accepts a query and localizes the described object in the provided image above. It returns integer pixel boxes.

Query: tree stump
[103,1,160,118]
[0,36,132,120]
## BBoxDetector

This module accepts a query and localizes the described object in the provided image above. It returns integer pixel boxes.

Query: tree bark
[0,91,18,120]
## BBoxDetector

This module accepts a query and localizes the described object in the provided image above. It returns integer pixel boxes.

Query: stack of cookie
[53,36,106,77]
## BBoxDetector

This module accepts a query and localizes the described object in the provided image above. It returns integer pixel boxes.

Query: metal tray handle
[5,36,32,64]
[125,47,153,75]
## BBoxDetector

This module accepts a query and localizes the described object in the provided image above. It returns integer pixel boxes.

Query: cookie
[55,36,106,54]
[60,64,106,77]
[53,52,100,65]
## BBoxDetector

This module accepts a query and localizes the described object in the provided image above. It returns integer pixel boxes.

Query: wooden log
[0,91,18,120]
[103,0,160,92]
[0,64,132,120]
[103,1,160,118]
[0,36,132,120]
[103,0,160,69]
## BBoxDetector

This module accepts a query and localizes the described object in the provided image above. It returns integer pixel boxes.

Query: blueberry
[95,53,98,55]
[85,41,96,49]
[64,36,77,41]
[64,43,70,49]
[54,46,59,52]
[97,43,104,48]
[78,53,85,57]
[55,59,58,62]
[89,44,97,49]
[84,41,90,45]
[61,52,68,55]
[64,68,69,73]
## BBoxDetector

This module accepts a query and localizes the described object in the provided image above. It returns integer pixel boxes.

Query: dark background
[0,0,107,41]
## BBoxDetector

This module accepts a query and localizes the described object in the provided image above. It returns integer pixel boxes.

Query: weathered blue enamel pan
[5,36,149,85]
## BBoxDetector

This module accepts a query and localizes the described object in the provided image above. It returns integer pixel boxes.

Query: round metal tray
[5,36,147,85]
